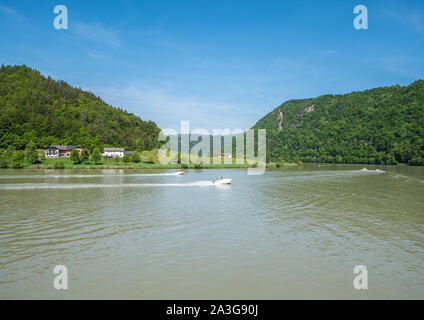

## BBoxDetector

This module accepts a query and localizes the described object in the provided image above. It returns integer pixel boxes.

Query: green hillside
[253,81,424,165]
[0,65,160,151]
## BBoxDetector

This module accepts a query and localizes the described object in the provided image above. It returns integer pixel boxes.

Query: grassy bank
[8,158,298,170]
[1,148,299,169]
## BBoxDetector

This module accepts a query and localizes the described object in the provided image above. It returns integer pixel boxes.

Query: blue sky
[1,0,423,131]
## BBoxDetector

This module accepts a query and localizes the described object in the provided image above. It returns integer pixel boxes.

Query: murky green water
[0,164,423,299]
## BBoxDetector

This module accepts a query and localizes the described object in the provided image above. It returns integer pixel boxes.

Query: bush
[143,152,158,164]
[80,149,90,164]
[70,148,81,164]
[54,160,65,169]
[0,154,8,168]
[91,148,101,164]
[122,154,130,163]
[39,152,46,163]
[410,157,424,166]
[10,150,25,168]
[5,146,16,160]
[131,151,141,163]
[25,141,39,164]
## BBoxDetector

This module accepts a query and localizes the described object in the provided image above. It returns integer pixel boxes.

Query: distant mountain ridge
[0,65,160,151]
[253,80,424,165]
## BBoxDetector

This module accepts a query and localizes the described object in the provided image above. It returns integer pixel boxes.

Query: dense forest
[253,80,424,165]
[0,65,161,151]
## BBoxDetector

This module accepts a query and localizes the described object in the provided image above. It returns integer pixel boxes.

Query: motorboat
[360,168,368,172]
[172,171,185,176]
[213,178,232,185]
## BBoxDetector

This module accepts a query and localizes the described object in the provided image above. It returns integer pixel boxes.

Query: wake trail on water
[0,173,183,179]
[0,181,216,190]
[276,169,387,181]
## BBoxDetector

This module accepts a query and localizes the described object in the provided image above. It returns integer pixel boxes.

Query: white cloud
[73,21,121,48]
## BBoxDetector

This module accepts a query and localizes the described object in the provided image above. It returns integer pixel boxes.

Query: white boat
[213,178,232,185]
[173,171,185,176]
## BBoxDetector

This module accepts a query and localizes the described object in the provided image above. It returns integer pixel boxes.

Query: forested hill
[253,80,424,165]
[0,65,161,151]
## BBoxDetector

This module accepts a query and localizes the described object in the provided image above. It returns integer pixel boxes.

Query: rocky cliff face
[304,104,315,113]
[278,111,283,132]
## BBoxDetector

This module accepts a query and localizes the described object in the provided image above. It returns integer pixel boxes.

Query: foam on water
[356,168,386,173]
[0,172,184,179]
[0,181,216,190]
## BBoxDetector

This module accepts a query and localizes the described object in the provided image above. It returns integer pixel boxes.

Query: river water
[0,164,423,299]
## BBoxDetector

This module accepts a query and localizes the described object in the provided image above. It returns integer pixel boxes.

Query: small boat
[173,171,185,176]
[360,168,368,172]
[213,178,232,185]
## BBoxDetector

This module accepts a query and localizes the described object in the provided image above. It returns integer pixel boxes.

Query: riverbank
[5,159,299,170]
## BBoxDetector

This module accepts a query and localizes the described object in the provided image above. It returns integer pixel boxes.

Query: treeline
[0,141,43,168]
[0,142,159,169]
[253,80,424,165]
[0,65,161,151]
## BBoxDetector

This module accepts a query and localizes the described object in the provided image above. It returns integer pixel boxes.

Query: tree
[136,138,145,151]
[147,153,158,164]
[80,149,90,164]
[10,150,25,168]
[70,148,80,164]
[122,154,130,164]
[0,65,161,152]
[131,151,141,163]
[0,152,8,168]
[5,146,16,160]
[39,151,46,163]
[91,148,101,164]
[25,141,39,164]
[252,80,424,166]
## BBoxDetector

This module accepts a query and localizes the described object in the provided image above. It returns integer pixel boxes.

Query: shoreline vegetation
[0,146,300,170]
[1,143,422,170]
[13,161,300,170]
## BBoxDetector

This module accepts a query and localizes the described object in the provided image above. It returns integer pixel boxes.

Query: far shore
[1,160,299,170]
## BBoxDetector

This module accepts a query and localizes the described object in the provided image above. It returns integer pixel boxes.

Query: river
[0,164,423,299]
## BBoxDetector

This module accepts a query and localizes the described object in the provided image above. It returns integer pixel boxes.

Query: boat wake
[0,181,216,190]
[0,172,184,179]
[357,168,385,173]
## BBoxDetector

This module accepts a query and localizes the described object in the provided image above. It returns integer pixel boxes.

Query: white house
[45,145,83,158]
[103,148,124,158]
[45,146,60,158]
